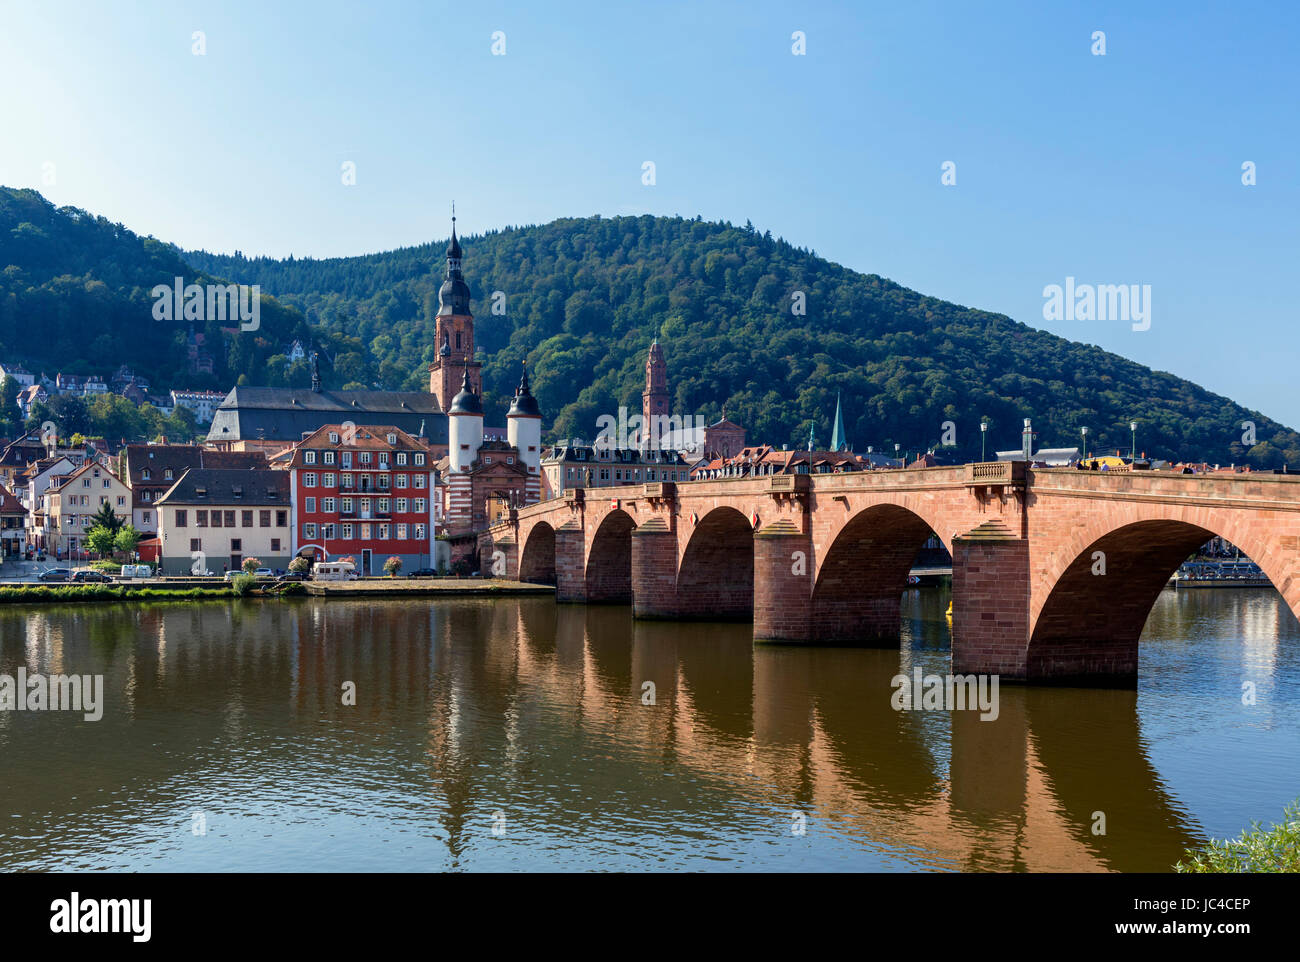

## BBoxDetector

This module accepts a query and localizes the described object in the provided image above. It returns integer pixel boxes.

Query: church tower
[428,211,481,412]
[642,337,669,448]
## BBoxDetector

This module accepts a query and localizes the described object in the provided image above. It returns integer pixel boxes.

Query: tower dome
[507,362,540,418]
[448,370,482,415]
[437,214,472,317]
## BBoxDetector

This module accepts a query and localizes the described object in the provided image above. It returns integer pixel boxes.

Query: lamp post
[980,420,988,462]
[1080,426,1089,463]
[1130,421,1137,462]
[894,442,901,467]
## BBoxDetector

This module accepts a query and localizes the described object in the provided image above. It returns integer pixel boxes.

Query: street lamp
[1130,421,1138,462]
[894,442,901,466]
[1080,426,1089,463]
[980,420,988,462]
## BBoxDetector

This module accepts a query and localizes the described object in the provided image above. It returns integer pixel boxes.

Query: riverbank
[0,578,554,605]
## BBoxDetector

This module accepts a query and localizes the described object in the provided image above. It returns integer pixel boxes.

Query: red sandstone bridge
[478,462,1300,686]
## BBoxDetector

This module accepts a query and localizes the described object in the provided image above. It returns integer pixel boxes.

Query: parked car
[254,567,274,578]
[71,568,112,583]
[38,567,71,582]
[408,568,437,579]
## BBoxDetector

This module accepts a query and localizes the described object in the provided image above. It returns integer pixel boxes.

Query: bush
[1176,799,1300,872]
[288,557,310,576]
[383,556,402,576]
[450,558,473,578]
[241,557,261,575]
[231,573,257,596]
[90,561,122,573]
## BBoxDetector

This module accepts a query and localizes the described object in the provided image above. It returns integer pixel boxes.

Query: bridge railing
[965,461,1025,484]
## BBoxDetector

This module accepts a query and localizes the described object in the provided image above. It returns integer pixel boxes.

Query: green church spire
[830,391,848,452]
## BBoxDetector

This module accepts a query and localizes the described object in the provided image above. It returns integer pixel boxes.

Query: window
[323,498,336,513]
[396,474,408,488]
[143,490,152,503]
[360,524,371,540]
[342,524,353,539]
[304,497,316,513]
[341,474,353,489]
[82,478,90,488]
[304,473,317,487]
[397,524,408,540]
[321,523,335,538]
[323,473,335,487]
[378,498,389,512]
[484,456,492,465]
[328,432,339,444]
[190,538,201,552]
[197,510,208,527]
[414,454,425,466]
[304,451,317,465]
[117,496,126,505]
[378,475,389,490]
[341,453,352,469]
[224,511,235,527]
[142,469,151,480]
[414,475,425,489]
[507,457,514,464]
[341,497,352,513]
[303,523,317,539]
[259,510,271,527]
[414,499,426,513]
[324,451,335,465]
[231,539,242,552]
[396,453,407,466]
[103,479,110,488]
[276,510,287,527]
[360,452,371,465]
[271,539,281,552]
[395,498,407,512]
[378,524,389,539]
[143,511,152,524]
[387,434,396,445]
[415,524,426,539]
[164,469,173,480]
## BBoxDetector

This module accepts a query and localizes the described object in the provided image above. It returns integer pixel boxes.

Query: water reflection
[0,586,1295,872]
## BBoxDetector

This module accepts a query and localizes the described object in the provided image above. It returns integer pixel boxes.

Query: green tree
[85,524,116,558]
[89,499,122,535]
[113,524,141,558]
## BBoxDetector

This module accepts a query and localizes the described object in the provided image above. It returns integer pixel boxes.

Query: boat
[1168,559,1271,589]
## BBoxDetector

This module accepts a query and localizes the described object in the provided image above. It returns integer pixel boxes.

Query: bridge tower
[507,362,542,504]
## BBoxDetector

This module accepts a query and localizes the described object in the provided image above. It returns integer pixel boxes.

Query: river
[0,587,1295,872]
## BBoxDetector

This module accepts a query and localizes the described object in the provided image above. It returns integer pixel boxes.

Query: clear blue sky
[1,1,1296,426]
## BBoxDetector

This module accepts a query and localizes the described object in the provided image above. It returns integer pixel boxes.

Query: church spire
[830,391,848,451]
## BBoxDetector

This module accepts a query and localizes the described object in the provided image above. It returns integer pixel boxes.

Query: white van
[312,562,359,582]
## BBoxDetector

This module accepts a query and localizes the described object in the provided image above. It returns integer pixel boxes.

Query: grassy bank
[0,583,306,604]
[1175,799,1300,872]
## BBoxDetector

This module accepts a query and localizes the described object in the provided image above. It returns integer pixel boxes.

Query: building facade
[155,468,292,574]
[283,423,437,576]
[44,460,132,559]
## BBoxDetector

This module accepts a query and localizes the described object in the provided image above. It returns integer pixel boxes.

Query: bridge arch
[812,503,947,645]
[586,509,635,603]
[677,506,754,620]
[519,521,557,586]
[1029,511,1300,683]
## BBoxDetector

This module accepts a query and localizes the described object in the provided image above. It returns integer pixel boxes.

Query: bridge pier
[554,523,587,603]
[631,519,679,619]
[950,525,1030,680]
[753,520,813,642]
[478,532,518,579]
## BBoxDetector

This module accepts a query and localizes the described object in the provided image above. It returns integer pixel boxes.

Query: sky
[1,0,1297,426]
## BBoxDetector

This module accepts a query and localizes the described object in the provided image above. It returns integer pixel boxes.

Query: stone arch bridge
[477,463,1300,686]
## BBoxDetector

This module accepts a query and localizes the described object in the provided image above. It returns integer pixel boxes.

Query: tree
[0,374,21,432]
[89,500,122,535]
[113,525,140,558]
[85,524,116,558]
[288,556,310,576]
[242,557,260,574]
[383,555,402,577]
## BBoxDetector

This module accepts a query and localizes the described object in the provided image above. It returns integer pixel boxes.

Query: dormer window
[387,434,396,445]
[165,469,173,480]
[142,469,151,480]
[305,451,317,464]
[328,432,339,444]
[324,451,335,465]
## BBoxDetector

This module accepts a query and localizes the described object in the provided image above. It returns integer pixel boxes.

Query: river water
[0,587,1295,872]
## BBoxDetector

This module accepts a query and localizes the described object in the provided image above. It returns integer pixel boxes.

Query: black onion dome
[449,370,482,416]
[507,363,540,417]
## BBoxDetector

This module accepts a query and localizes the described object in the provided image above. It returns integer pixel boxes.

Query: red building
[282,423,437,576]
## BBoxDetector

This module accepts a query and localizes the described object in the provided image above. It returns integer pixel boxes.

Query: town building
[121,444,267,536]
[0,363,35,387]
[155,468,291,574]
[0,435,49,489]
[16,383,49,417]
[44,460,132,560]
[691,444,873,479]
[541,441,691,499]
[170,389,228,425]
[17,455,77,553]
[280,423,438,576]
[0,484,28,559]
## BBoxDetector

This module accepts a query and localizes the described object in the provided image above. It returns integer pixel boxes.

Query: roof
[282,424,431,468]
[205,386,447,445]
[123,444,267,485]
[0,484,26,516]
[155,468,290,507]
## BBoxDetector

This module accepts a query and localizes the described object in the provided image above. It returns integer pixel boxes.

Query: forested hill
[0,185,1292,463]
[186,215,1298,467]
